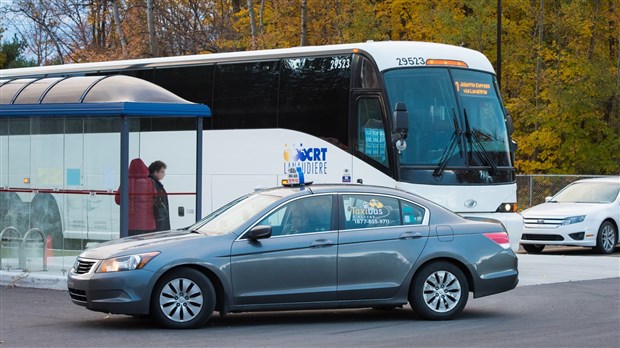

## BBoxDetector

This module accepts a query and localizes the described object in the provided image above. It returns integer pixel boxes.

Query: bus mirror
[393,102,409,136]
[505,112,514,135]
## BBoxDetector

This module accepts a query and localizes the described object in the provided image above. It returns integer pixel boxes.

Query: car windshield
[190,193,281,236]
[552,182,620,203]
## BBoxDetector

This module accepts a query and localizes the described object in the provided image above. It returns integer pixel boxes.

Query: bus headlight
[496,203,517,213]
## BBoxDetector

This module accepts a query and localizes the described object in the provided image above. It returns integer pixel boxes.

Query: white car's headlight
[562,215,586,225]
[97,252,160,273]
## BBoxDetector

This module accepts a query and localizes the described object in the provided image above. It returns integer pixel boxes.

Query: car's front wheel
[522,244,545,253]
[409,261,469,320]
[151,268,215,329]
[594,221,617,254]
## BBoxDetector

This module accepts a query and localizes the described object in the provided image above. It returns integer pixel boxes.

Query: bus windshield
[384,68,511,169]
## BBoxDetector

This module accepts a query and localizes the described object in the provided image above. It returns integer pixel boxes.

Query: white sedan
[520,177,620,254]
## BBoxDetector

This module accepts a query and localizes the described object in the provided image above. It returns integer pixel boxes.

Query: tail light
[484,232,510,249]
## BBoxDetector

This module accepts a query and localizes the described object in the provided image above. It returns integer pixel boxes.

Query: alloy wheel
[159,277,204,323]
[422,270,462,313]
[601,225,616,252]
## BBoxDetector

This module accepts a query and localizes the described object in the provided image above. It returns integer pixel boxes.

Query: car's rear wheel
[522,244,545,253]
[151,268,215,329]
[409,261,468,320]
[594,221,617,254]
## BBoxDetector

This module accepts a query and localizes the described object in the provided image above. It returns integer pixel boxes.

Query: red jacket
[115,158,156,231]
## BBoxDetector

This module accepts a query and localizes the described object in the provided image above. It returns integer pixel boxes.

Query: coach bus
[0,41,522,250]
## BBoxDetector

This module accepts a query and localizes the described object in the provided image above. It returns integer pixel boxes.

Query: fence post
[529,175,533,207]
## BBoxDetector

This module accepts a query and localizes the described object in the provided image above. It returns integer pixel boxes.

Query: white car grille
[523,218,564,229]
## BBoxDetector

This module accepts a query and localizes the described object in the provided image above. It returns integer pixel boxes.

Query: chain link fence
[516,174,617,210]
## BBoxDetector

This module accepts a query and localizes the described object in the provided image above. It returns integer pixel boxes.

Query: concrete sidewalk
[1,253,618,291]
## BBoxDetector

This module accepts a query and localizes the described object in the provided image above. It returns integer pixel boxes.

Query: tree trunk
[231,0,241,13]
[300,0,308,46]
[534,0,544,163]
[146,0,158,57]
[616,29,620,167]
[259,0,265,34]
[112,0,128,58]
[247,0,258,49]
[587,0,599,60]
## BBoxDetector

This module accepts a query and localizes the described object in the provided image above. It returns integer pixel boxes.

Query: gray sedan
[68,185,518,329]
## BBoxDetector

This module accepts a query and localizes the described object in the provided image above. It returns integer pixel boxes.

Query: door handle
[310,239,335,248]
[399,231,424,240]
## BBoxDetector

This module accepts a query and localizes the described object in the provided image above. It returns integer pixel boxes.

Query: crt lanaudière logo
[283,143,328,175]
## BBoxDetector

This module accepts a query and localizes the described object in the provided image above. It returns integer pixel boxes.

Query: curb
[0,270,67,291]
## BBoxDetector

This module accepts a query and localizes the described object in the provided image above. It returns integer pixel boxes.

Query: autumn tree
[1,0,619,174]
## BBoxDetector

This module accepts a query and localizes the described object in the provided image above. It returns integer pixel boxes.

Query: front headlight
[97,252,160,273]
[562,215,586,225]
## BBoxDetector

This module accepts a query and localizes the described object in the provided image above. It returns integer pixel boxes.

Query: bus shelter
[0,76,210,270]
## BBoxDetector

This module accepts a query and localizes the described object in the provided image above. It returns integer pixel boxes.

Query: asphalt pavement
[1,247,619,347]
[1,277,619,348]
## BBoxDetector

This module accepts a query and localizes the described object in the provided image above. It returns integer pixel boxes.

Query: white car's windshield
[192,194,281,236]
[552,182,620,204]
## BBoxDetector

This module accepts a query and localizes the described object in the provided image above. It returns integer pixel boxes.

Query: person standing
[148,160,171,231]
[115,158,156,236]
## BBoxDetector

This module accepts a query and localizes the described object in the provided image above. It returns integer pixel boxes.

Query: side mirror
[246,225,272,241]
[544,196,553,203]
[505,112,514,135]
[393,102,409,136]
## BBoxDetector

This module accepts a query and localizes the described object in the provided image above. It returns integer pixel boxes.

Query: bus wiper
[433,108,464,177]
[463,108,499,176]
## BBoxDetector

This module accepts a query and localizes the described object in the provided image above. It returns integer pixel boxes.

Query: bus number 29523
[330,57,351,70]
[396,57,425,66]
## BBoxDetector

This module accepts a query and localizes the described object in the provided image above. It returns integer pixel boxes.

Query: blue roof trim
[0,102,211,118]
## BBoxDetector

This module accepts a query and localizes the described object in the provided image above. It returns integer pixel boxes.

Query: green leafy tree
[0,29,36,68]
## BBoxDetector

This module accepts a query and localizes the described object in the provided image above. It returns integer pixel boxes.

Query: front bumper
[520,223,596,247]
[67,260,155,315]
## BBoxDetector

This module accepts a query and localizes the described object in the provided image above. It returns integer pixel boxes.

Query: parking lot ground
[517,252,619,286]
[1,277,619,348]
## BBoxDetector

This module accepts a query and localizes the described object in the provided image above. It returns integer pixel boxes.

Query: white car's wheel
[522,244,545,253]
[594,221,617,254]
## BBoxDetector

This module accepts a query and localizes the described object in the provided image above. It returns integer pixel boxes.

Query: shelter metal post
[195,117,203,221]
[120,115,129,238]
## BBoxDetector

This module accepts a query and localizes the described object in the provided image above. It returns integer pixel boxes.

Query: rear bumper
[472,248,519,298]
[459,212,523,252]
[473,270,519,298]
[67,268,154,315]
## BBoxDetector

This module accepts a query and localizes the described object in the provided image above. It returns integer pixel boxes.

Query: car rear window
[342,194,401,229]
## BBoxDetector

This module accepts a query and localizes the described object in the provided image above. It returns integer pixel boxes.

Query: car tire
[594,221,617,254]
[151,268,216,329]
[409,261,469,320]
[522,244,545,253]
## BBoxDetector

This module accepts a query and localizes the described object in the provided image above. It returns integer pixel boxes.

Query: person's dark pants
[128,229,155,237]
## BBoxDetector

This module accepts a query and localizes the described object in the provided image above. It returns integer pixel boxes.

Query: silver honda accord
[67,184,518,329]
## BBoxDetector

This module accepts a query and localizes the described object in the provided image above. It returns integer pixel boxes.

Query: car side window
[257,195,333,236]
[342,195,401,230]
[401,200,425,225]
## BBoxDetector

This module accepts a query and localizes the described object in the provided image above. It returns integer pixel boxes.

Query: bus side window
[357,98,387,166]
